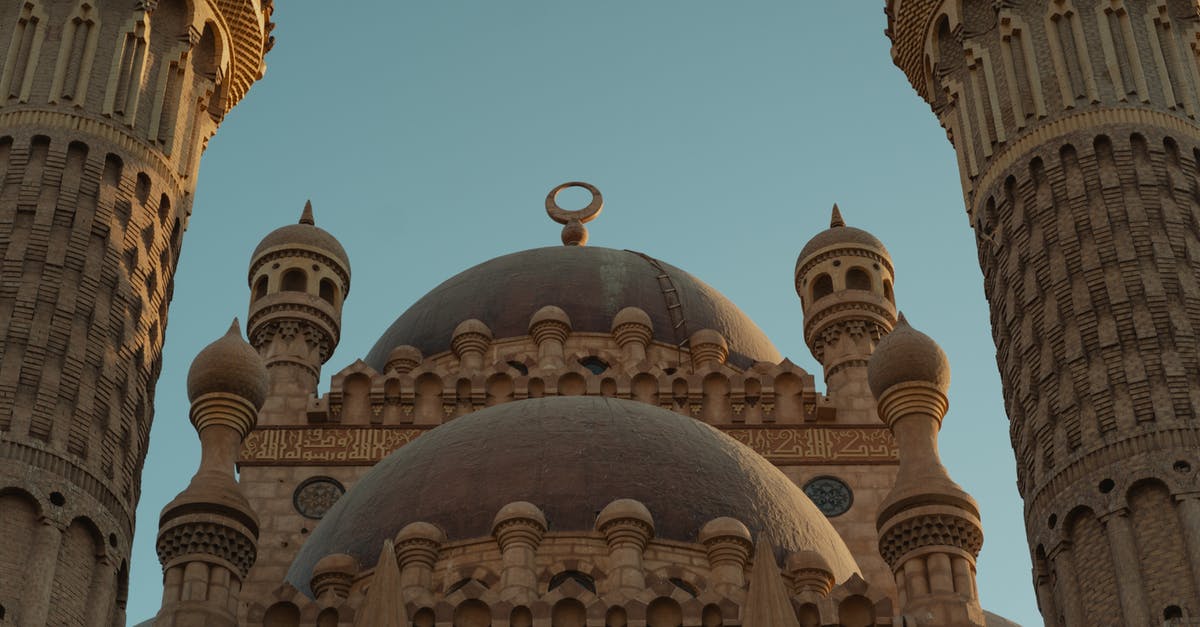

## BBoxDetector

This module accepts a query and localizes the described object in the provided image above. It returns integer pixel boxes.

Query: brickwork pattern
[0,1,269,625]
[1064,510,1119,623]
[888,1,1200,622]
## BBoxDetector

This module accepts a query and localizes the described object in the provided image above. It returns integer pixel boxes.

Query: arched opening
[281,268,307,292]
[846,267,871,291]
[551,598,586,627]
[413,608,435,627]
[49,517,104,625]
[0,488,39,606]
[811,273,833,301]
[135,172,151,204]
[453,599,491,627]
[509,606,533,627]
[254,275,269,301]
[838,594,874,627]
[799,603,821,627]
[605,606,628,627]
[646,598,682,627]
[883,279,894,303]
[548,570,596,594]
[263,602,300,627]
[319,278,336,305]
[158,193,171,223]
[342,373,371,424]
[103,153,123,185]
[701,604,723,627]
[194,23,219,80]
[316,607,339,627]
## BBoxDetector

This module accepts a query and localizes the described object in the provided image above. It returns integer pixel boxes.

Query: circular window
[293,477,345,520]
[803,476,853,517]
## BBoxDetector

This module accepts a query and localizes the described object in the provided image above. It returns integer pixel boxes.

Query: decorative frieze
[240,424,897,466]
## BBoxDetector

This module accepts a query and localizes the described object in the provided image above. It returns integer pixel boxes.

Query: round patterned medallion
[293,477,345,520]
[803,476,853,517]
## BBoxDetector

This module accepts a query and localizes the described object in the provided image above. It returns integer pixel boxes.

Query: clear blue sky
[129,2,1039,623]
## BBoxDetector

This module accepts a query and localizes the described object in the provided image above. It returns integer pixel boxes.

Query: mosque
[1,1,1199,626]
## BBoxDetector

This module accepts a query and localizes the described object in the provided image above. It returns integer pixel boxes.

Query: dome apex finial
[299,200,315,225]
[226,317,241,336]
[830,203,845,228]
[546,182,603,246]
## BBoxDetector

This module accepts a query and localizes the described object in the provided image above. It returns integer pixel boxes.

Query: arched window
[254,276,269,301]
[551,598,586,627]
[263,602,300,627]
[838,594,874,627]
[883,279,894,303]
[811,273,834,301]
[319,278,336,304]
[453,599,490,627]
[646,598,682,627]
[846,267,871,291]
[281,268,306,292]
[316,608,338,627]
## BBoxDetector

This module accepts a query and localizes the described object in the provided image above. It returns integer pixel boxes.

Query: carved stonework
[293,476,345,519]
[241,425,897,466]
[803,476,854,517]
[878,513,984,569]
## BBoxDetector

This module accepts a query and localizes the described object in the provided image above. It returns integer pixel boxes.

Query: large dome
[364,246,781,370]
[288,396,859,594]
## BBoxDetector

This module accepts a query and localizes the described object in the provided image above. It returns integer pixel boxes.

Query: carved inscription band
[240,425,899,466]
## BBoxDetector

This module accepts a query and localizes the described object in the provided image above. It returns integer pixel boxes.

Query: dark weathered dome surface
[364,246,781,370]
[288,396,859,595]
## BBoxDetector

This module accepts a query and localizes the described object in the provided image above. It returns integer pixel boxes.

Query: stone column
[1048,543,1086,627]
[85,555,119,626]
[1175,492,1200,604]
[21,517,65,626]
[611,307,652,366]
[452,319,493,371]
[698,517,752,596]
[529,307,571,370]
[492,502,547,602]
[395,522,445,605]
[596,499,654,595]
[1100,509,1150,625]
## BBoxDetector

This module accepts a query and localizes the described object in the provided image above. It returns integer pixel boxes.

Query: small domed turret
[157,321,267,627]
[794,205,897,422]
[252,200,350,270]
[867,312,951,400]
[869,315,983,623]
[186,319,268,408]
[246,201,351,422]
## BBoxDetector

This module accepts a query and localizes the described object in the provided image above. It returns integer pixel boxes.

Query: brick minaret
[0,1,271,624]
[888,1,1200,624]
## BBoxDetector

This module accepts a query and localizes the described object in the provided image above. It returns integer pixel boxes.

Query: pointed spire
[897,311,909,326]
[299,199,315,225]
[354,540,408,627]
[829,203,845,228]
[226,317,241,337]
[742,539,802,627]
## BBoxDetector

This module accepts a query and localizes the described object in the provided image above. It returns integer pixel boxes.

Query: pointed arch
[0,1,48,102]
[50,0,101,104]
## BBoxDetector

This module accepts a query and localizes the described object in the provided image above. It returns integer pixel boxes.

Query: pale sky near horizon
[128,3,1041,624]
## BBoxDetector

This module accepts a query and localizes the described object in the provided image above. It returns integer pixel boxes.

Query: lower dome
[288,396,860,594]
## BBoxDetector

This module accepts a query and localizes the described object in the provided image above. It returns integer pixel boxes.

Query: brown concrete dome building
[134,177,1016,626]
[22,1,1200,625]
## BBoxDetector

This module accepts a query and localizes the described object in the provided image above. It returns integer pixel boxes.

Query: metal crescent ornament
[545,182,603,246]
